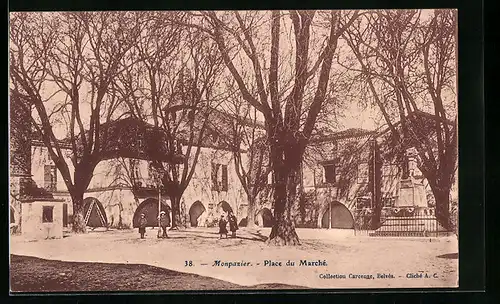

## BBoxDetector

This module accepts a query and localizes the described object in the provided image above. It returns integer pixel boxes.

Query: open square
[10,227,458,291]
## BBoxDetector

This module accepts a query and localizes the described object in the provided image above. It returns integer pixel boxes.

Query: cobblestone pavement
[10,227,458,289]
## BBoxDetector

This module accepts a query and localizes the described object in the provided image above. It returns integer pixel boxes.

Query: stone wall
[21,200,64,240]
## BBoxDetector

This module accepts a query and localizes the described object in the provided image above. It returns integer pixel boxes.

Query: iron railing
[354,212,451,237]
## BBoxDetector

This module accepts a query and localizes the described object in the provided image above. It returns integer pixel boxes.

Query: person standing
[158,211,169,238]
[228,211,238,238]
[139,213,147,239]
[218,215,228,239]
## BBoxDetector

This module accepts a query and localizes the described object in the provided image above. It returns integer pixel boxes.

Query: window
[44,165,57,192]
[211,163,228,191]
[382,197,396,208]
[356,197,372,210]
[114,163,122,176]
[147,162,154,180]
[382,164,398,177]
[357,163,369,184]
[133,164,141,180]
[267,171,273,185]
[323,163,336,184]
[42,206,54,223]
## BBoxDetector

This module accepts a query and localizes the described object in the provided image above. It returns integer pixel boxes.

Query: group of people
[138,211,170,239]
[137,210,239,240]
[218,211,239,239]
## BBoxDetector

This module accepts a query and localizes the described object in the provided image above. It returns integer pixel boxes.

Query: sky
[14,9,454,140]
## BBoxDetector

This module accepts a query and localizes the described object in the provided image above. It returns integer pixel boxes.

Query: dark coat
[218,219,228,234]
[228,215,238,232]
[139,217,147,233]
[159,214,170,227]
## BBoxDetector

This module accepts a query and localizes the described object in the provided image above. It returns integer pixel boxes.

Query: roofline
[31,139,72,150]
[310,130,377,143]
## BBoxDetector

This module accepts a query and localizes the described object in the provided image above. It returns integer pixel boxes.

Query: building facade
[11,113,457,233]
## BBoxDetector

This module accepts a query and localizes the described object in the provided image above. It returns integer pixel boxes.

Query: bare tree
[188,10,359,245]
[342,9,457,228]
[115,12,225,229]
[218,91,270,228]
[9,12,139,232]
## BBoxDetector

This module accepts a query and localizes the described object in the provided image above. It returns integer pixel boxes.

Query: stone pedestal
[396,178,427,207]
[21,199,65,240]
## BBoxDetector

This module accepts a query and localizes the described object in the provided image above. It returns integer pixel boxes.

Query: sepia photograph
[9,9,459,292]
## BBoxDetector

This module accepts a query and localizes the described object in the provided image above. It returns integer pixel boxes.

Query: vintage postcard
[9,9,458,292]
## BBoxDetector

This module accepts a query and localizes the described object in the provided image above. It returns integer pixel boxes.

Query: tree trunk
[247,194,257,228]
[170,195,185,230]
[267,143,301,246]
[71,192,86,233]
[433,185,451,230]
[371,140,383,230]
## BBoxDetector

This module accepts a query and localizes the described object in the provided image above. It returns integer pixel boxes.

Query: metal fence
[354,213,451,237]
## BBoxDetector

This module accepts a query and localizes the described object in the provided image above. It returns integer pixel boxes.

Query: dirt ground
[9,227,458,291]
[10,255,304,292]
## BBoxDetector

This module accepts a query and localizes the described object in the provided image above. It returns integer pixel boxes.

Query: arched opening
[255,208,274,227]
[10,206,15,224]
[321,201,354,229]
[133,198,171,228]
[189,201,206,227]
[83,197,108,228]
[238,218,248,227]
[216,201,233,214]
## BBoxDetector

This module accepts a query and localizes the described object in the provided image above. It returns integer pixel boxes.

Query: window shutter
[44,165,51,190]
[51,166,57,191]
[211,163,218,191]
[222,165,228,191]
[314,167,323,186]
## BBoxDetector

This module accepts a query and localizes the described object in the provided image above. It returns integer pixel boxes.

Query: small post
[158,183,162,237]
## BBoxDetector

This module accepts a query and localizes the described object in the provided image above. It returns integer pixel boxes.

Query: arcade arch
[10,206,15,224]
[255,208,274,227]
[319,201,354,229]
[132,198,171,228]
[83,197,108,228]
[216,201,233,214]
[189,201,206,227]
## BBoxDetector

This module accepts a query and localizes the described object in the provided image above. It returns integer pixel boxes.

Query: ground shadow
[247,231,268,242]
[437,253,458,259]
[185,234,266,243]
[10,254,307,292]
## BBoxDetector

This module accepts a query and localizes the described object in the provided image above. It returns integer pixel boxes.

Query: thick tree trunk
[169,195,185,230]
[71,192,86,233]
[433,186,451,230]
[267,172,301,245]
[267,143,301,246]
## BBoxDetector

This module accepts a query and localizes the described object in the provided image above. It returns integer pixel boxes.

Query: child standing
[139,213,147,239]
[218,215,228,239]
[158,211,169,238]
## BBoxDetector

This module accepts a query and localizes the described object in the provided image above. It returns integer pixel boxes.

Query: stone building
[11,95,457,234]
[26,113,253,230]
[9,92,65,239]
[298,111,458,235]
